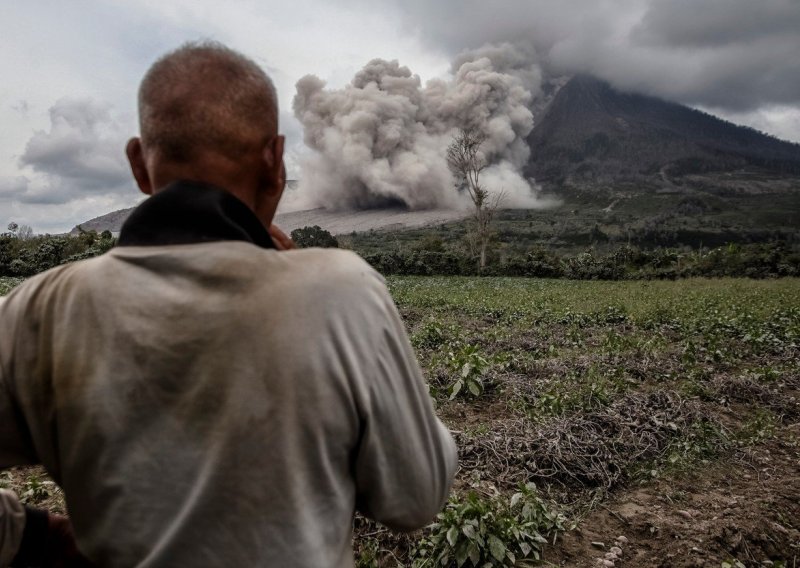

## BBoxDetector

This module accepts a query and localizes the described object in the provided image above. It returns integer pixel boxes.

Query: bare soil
[546,424,800,567]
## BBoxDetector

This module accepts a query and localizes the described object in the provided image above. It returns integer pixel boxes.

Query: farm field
[1,276,799,566]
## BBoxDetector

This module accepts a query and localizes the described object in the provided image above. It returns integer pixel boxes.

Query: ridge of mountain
[526,75,800,188]
[73,207,136,234]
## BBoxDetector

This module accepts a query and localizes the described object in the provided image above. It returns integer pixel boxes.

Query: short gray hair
[138,41,278,162]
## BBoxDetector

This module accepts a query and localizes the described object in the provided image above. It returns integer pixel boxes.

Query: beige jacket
[0,244,457,567]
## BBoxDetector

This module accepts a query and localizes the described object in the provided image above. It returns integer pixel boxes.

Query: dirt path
[546,424,800,567]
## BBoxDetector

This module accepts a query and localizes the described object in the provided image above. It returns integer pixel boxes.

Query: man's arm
[0,300,93,568]
[0,490,25,567]
[0,492,94,568]
[0,295,38,470]
[353,288,458,532]
[0,293,37,568]
[0,389,35,472]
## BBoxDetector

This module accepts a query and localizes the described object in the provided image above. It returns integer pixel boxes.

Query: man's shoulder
[272,248,393,313]
[279,248,384,286]
[288,247,376,270]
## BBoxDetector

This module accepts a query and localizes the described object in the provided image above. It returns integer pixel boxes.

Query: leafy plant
[446,344,491,400]
[533,367,621,418]
[413,484,565,567]
[19,474,55,504]
[735,410,778,445]
[355,537,381,568]
[668,421,728,464]
[413,320,454,350]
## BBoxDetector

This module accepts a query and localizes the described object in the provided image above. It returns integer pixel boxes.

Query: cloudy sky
[1,0,799,233]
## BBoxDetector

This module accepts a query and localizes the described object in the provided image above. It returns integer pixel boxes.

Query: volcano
[526,75,800,189]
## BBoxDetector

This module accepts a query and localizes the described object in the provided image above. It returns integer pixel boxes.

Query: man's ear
[126,138,153,195]
[253,135,286,229]
[261,135,285,193]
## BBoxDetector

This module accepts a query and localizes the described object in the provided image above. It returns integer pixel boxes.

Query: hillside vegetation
[348,188,799,277]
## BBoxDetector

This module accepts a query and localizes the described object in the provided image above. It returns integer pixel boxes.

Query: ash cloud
[293,43,544,210]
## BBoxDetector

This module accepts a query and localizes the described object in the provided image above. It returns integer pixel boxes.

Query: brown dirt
[545,424,800,567]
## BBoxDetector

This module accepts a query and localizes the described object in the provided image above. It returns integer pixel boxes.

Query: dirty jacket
[0,180,458,567]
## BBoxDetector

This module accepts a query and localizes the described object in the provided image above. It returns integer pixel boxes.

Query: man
[0,42,457,567]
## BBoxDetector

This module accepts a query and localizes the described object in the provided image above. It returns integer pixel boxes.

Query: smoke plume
[292,43,544,210]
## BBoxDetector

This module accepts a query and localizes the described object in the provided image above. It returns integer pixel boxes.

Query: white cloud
[700,105,800,144]
[1,193,144,235]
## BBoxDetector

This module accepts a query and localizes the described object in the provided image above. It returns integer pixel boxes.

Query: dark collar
[118,180,275,249]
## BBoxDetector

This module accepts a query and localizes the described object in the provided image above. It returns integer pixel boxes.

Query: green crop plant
[446,344,492,400]
[735,410,779,446]
[413,484,565,567]
[19,474,55,504]
[354,537,382,568]
[662,420,730,473]
[413,320,463,351]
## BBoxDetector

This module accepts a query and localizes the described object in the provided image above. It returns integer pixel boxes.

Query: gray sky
[1,0,799,232]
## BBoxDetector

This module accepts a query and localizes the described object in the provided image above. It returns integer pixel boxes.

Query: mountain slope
[73,207,136,234]
[71,203,468,236]
[526,75,800,187]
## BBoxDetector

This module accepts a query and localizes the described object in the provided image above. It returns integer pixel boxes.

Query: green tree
[290,226,339,248]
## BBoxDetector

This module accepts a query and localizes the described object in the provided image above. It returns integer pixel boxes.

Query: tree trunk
[479,237,487,270]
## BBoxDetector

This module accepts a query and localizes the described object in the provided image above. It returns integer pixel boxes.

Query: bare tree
[16,224,34,240]
[446,128,504,270]
[6,222,34,240]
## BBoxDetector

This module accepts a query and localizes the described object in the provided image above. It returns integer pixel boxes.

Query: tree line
[359,242,800,280]
[2,222,797,281]
[1,224,115,277]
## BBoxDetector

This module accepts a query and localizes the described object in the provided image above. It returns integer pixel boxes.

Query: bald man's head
[138,41,278,163]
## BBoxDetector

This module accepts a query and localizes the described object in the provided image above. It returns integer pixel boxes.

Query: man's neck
[118,180,276,249]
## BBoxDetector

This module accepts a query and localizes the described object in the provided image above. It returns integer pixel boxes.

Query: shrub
[291,225,339,248]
